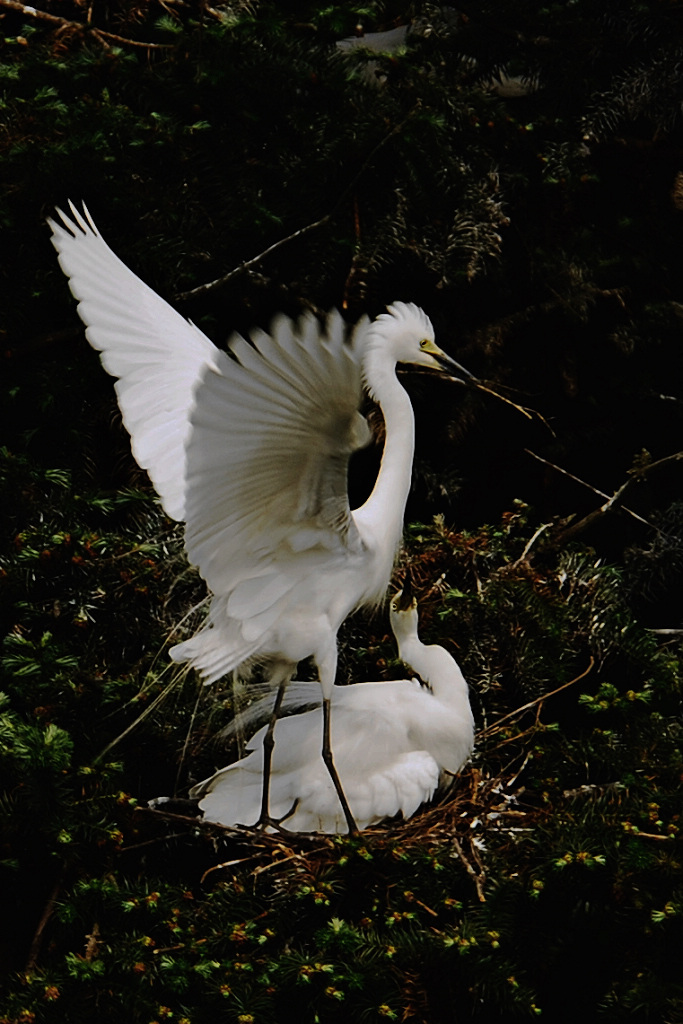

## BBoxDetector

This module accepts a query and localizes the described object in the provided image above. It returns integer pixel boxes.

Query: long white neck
[352,344,415,578]
[397,634,470,708]
[397,632,474,775]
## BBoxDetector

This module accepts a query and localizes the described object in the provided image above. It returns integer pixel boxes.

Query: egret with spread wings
[48,203,474,831]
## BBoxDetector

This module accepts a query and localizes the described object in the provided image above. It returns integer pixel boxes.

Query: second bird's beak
[395,567,415,611]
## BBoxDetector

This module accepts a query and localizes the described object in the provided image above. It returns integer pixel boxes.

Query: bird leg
[256,667,290,830]
[321,697,358,834]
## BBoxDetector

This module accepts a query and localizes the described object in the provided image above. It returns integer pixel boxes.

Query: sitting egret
[48,203,475,831]
[191,574,474,833]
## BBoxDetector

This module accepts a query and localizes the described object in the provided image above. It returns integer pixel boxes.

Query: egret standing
[49,203,475,830]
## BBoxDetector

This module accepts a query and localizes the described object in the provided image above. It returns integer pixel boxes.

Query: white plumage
[48,202,473,828]
[191,583,474,833]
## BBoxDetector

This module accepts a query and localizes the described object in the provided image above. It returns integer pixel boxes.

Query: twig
[475,382,534,420]
[175,216,330,300]
[525,448,683,540]
[201,856,261,883]
[175,685,203,794]
[497,751,532,791]
[509,522,551,567]
[482,724,539,754]
[120,831,190,852]
[252,851,308,877]
[84,922,101,961]
[630,831,675,842]
[24,873,63,972]
[477,657,595,741]
[153,939,207,954]
[95,675,181,761]
[174,103,423,301]
[137,805,204,825]
[451,836,486,902]
[0,0,174,48]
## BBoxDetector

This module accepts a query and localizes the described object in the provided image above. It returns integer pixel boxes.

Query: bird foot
[248,799,303,837]
[251,816,293,836]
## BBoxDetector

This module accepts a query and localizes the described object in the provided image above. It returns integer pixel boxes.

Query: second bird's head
[389,567,420,642]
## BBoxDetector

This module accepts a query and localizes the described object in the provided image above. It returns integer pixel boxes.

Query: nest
[140,760,536,904]
[138,656,595,902]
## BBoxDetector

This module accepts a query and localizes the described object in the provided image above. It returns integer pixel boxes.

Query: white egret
[48,203,475,831]
[191,574,474,833]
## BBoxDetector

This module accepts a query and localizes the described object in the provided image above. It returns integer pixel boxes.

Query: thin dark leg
[321,697,358,834]
[257,674,288,828]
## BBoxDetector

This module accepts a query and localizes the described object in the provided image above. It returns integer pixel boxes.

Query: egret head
[372,302,474,385]
[389,567,419,643]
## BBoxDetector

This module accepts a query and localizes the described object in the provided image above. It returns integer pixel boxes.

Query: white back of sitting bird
[48,203,474,829]
[191,584,474,833]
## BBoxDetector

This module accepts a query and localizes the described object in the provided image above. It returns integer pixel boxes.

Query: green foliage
[2,1,683,1021]
[1,474,682,1020]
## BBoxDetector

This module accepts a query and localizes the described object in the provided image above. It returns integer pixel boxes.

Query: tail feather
[170,622,260,683]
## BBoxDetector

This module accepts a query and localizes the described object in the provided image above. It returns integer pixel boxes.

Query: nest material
[141,656,595,901]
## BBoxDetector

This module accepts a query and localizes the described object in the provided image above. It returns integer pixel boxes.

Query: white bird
[48,202,474,830]
[191,576,474,833]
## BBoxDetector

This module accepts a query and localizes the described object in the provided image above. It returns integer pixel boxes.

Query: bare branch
[477,657,595,741]
[24,873,63,972]
[0,0,174,49]
[451,836,486,902]
[174,103,424,301]
[174,216,331,301]
[524,448,680,539]
[509,521,551,566]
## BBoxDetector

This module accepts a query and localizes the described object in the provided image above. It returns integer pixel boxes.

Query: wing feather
[183,314,370,602]
[50,204,376,671]
[48,202,218,520]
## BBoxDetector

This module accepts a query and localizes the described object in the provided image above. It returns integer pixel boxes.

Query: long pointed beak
[395,568,414,611]
[433,349,477,385]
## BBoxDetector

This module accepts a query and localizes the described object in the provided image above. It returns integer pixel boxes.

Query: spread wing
[183,309,371,604]
[48,202,219,521]
[49,203,373,635]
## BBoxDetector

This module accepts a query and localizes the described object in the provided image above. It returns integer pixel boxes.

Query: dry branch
[24,873,63,973]
[476,657,595,741]
[174,104,424,301]
[526,448,683,543]
[0,0,174,49]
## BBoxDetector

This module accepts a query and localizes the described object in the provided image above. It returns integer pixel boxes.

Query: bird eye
[419,339,429,349]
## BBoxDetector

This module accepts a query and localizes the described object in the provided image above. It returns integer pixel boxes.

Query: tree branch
[174,103,424,301]
[24,872,63,973]
[0,0,174,49]
[174,216,331,301]
[477,657,595,741]
[525,448,683,541]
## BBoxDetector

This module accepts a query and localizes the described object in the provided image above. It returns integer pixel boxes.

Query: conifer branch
[477,657,595,741]
[0,0,174,49]
[24,873,63,972]
[174,103,423,301]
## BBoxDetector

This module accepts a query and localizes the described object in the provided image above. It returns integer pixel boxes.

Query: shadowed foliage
[1,1,682,1021]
